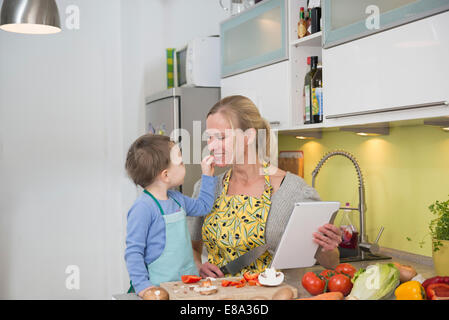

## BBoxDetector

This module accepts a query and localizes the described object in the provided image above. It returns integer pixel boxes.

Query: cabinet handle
[326,100,449,119]
[269,121,281,126]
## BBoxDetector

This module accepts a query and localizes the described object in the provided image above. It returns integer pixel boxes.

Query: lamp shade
[0,0,61,34]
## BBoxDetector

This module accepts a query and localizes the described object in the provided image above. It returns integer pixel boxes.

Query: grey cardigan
[187,170,321,255]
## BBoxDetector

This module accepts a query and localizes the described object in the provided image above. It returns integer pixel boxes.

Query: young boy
[124,134,216,297]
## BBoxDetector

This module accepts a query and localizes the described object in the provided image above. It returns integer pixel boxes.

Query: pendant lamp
[0,0,61,34]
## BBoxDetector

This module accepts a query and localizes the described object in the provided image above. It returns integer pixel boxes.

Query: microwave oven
[175,36,221,87]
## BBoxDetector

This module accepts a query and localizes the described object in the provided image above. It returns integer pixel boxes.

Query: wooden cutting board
[160,277,298,300]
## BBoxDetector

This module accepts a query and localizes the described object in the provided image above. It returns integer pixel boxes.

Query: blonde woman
[188,95,342,278]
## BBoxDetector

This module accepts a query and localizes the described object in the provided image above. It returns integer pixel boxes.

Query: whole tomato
[335,263,357,278]
[302,272,326,296]
[328,273,353,296]
[320,269,338,280]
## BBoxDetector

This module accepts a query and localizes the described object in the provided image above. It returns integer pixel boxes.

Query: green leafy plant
[406,195,449,252]
[428,195,449,252]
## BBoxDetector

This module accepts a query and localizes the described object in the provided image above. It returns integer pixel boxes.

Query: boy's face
[166,144,186,187]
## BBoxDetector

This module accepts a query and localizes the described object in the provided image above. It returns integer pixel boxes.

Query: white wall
[0,0,227,299]
[0,0,126,299]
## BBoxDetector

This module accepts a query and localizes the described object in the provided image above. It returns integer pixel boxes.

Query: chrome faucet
[311,150,389,261]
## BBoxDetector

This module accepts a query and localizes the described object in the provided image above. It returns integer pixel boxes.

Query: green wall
[278,124,449,257]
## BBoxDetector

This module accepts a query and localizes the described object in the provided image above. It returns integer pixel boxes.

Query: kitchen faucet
[311,150,390,262]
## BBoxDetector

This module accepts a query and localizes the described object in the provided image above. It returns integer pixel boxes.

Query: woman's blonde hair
[207,95,273,163]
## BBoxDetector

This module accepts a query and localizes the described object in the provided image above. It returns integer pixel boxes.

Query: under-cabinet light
[340,123,390,136]
[424,118,449,132]
[356,132,381,137]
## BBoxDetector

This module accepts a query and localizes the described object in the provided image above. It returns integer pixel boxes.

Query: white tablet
[270,201,340,270]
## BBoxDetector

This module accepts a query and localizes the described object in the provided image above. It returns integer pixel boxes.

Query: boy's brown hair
[125,134,174,188]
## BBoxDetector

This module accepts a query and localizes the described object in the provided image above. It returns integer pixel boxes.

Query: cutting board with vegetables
[160,277,298,300]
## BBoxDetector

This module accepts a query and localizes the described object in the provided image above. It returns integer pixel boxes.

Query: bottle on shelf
[297,7,307,39]
[310,0,321,34]
[306,8,312,36]
[303,56,318,125]
[311,62,323,124]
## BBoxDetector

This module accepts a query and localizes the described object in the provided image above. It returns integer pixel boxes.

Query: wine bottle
[303,56,318,124]
[311,63,323,123]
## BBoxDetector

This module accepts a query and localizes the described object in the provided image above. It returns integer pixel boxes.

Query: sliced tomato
[181,275,202,284]
[243,272,260,281]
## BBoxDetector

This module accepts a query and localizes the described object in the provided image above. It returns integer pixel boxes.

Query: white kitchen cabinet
[220,0,288,78]
[323,10,449,127]
[322,0,449,49]
[221,60,291,130]
[221,1,449,134]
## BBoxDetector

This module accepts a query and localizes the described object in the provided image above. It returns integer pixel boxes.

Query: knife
[219,244,269,275]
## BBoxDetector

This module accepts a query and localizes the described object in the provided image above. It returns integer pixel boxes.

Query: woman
[188,95,341,278]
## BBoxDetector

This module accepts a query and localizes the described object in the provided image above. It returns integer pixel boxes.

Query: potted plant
[429,196,449,276]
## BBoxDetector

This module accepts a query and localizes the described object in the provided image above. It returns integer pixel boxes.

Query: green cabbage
[347,263,400,300]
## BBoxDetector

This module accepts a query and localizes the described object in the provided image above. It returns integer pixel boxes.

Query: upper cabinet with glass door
[220,0,288,78]
[323,0,449,48]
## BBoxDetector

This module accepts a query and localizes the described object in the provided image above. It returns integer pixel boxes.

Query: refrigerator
[145,87,225,197]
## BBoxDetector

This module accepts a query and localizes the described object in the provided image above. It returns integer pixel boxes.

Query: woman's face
[205,112,236,167]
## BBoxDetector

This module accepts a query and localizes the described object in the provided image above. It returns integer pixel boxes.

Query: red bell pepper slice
[422,276,449,289]
[181,275,202,284]
[247,279,261,286]
[243,272,260,281]
[221,280,232,287]
[426,283,449,300]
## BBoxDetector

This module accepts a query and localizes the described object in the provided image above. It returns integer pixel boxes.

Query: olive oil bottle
[303,56,318,124]
[311,63,323,123]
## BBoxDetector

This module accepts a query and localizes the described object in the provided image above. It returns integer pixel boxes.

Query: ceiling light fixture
[0,0,61,35]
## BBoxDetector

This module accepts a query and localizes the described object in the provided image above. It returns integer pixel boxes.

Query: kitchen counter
[112,247,436,300]
[285,247,436,299]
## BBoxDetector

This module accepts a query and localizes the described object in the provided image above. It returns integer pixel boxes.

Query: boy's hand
[201,155,215,176]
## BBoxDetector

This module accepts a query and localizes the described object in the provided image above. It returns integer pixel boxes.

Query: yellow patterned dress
[202,163,273,276]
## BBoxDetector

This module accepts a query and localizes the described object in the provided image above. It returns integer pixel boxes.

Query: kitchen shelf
[290,31,322,47]
[276,116,449,136]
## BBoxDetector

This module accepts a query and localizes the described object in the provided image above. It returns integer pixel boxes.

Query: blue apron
[128,190,198,293]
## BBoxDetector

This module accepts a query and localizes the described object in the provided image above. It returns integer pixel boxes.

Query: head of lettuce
[347,263,400,300]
